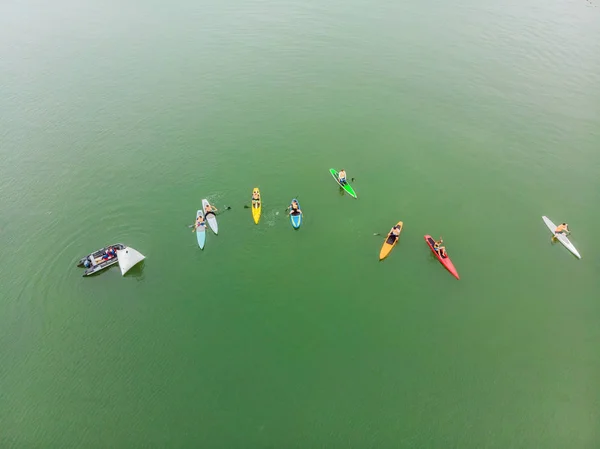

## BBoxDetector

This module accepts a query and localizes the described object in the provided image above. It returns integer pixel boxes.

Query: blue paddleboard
[289,199,302,229]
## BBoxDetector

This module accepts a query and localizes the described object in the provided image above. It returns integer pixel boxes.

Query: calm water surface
[1,0,599,447]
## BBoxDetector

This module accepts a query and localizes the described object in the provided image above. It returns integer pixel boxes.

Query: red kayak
[424,235,460,280]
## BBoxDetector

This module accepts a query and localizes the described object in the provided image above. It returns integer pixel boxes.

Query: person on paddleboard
[204,203,218,217]
[289,200,301,215]
[554,223,570,235]
[193,215,206,232]
[338,169,348,185]
[252,190,261,208]
[387,225,401,242]
[434,238,447,257]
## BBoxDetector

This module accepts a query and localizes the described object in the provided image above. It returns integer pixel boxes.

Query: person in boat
[338,169,348,185]
[102,247,116,260]
[433,238,447,257]
[554,223,570,235]
[204,203,218,217]
[252,191,261,208]
[387,225,401,243]
[289,200,301,215]
[193,214,206,232]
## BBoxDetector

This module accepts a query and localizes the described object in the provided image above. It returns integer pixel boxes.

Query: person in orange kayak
[554,222,570,235]
[338,169,347,185]
[387,225,401,242]
[434,238,447,257]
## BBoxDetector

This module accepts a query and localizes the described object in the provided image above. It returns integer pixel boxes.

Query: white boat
[78,243,125,276]
[542,216,581,259]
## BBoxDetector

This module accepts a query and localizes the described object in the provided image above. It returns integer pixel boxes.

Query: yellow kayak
[251,187,261,224]
[379,221,403,260]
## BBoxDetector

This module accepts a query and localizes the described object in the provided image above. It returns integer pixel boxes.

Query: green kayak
[329,169,357,198]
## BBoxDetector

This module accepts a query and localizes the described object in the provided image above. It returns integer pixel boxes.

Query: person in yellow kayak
[433,237,447,257]
[204,203,218,217]
[387,225,401,243]
[289,200,301,215]
[252,190,261,208]
[192,214,206,232]
[338,169,348,185]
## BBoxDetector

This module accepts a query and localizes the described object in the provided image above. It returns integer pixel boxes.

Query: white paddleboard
[196,210,206,249]
[202,199,218,234]
[542,216,581,259]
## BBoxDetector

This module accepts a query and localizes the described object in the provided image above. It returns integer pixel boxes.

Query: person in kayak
[433,238,447,257]
[387,225,401,243]
[554,223,570,235]
[289,200,301,215]
[252,191,261,208]
[338,169,347,185]
[204,203,218,217]
[193,215,206,232]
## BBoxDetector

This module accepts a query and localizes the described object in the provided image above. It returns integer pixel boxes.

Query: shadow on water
[124,261,146,281]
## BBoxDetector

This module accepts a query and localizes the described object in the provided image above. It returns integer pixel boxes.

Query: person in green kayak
[192,214,206,232]
[289,200,301,215]
[433,237,447,257]
[387,225,401,243]
[204,203,218,217]
[338,169,348,185]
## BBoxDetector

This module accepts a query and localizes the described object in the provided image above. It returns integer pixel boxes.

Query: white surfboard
[542,216,581,259]
[202,199,218,234]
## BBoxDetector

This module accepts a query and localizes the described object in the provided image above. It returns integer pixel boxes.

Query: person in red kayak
[433,238,446,257]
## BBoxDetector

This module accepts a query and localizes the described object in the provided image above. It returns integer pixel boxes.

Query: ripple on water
[20,192,153,314]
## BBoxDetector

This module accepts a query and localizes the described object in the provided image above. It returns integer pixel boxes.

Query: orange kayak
[379,221,403,260]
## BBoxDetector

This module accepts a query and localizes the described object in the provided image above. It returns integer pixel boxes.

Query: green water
[2,0,600,447]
